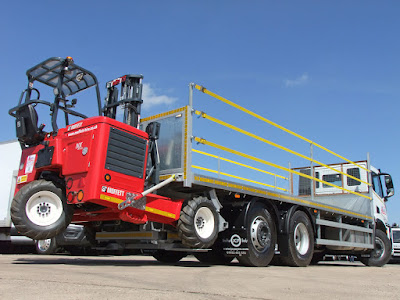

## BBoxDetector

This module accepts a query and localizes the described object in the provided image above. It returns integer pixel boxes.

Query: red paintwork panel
[15,116,183,226]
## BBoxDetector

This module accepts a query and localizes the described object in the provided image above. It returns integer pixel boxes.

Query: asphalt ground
[0,254,399,300]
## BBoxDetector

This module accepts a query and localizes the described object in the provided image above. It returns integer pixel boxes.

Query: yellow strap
[192,165,288,192]
[194,110,370,186]
[194,85,370,173]
[194,136,371,200]
[193,148,288,180]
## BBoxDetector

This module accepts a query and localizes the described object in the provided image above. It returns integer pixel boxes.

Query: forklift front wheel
[11,180,73,240]
[177,196,219,249]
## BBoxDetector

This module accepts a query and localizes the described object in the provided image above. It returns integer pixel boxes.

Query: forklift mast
[104,74,160,187]
[104,75,143,128]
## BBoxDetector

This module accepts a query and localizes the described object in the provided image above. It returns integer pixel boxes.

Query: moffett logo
[101,186,125,197]
[68,122,83,131]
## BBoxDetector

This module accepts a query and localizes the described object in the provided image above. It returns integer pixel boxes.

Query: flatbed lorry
[8,57,395,266]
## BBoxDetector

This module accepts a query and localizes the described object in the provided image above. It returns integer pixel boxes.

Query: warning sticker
[17,175,28,184]
[25,155,36,174]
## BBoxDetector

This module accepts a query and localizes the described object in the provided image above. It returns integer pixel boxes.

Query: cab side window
[372,174,383,198]
[347,168,361,186]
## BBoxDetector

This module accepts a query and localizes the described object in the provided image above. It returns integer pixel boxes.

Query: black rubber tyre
[280,211,314,267]
[11,180,73,240]
[153,250,187,263]
[237,203,277,267]
[177,196,219,249]
[35,237,58,255]
[360,229,392,267]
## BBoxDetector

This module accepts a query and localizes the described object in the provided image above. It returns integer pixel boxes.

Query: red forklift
[9,57,219,254]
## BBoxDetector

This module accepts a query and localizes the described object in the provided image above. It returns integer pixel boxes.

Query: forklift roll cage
[9,57,102,141]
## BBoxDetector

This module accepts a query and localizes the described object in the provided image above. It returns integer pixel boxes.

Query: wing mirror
[382,174,394,200]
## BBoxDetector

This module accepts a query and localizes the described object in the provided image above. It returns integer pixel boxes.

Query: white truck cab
[298,161,395,265]
[313,162,393,232]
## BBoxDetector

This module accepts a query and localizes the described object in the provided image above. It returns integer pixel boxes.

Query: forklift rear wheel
[35,237,58,255]
[153,250,187,263]
[237,203,277,267]
[177,196,219,249]
[11,180,73,240]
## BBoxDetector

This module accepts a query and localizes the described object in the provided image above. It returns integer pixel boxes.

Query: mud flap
[221,229,249,258]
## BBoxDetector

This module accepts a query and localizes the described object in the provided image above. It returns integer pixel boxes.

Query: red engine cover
[15,116,183,225]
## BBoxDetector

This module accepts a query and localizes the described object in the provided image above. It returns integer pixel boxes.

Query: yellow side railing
[192,84,372,200]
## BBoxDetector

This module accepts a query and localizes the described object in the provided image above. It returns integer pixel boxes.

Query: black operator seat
[15,104,46,146]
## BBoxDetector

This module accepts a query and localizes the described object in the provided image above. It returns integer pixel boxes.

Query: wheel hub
[38,203,51,215]
[250,216,271,252]
[26,191,63,227]
[196,217,205,229]
[194,207,215,239]
[294,223,310,256]
[372,237,385,259]
[37,239,52,252]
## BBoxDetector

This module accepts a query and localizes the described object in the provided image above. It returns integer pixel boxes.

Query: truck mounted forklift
[9,57,219,254]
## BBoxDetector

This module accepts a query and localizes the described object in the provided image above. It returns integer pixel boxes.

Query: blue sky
[1,1,400,221]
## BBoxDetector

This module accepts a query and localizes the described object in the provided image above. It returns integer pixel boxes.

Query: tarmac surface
[0,254,399,300]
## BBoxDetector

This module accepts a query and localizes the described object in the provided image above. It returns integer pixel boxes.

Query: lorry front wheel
[360,229,391,267]
[11,180,73,240]
[237,203,277,267]
[280,211,314,267]
[177,196,219,249]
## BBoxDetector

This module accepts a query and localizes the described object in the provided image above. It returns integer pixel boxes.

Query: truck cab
[299,161,395,265]
[312,162,393,229]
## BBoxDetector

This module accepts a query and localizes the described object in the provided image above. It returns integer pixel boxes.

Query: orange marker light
[105,174,111,182]
[77,190,84,202]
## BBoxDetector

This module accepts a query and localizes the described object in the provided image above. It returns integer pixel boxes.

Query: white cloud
[142,83,177,110]
[284,73,309,87]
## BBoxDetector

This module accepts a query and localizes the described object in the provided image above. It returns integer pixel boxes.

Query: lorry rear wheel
[11,180,73,240]
[35,237,58,255]
[237,203,276,267]
[280,211,314,267]
[177,196,219,249]
[153,250,187,263]
[360,229,391,267]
